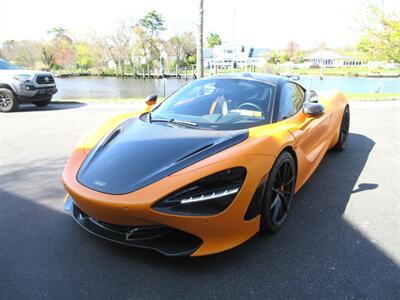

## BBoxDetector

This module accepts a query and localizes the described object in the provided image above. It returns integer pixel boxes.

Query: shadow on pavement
[11,102,87,113]
[0,133,399,299]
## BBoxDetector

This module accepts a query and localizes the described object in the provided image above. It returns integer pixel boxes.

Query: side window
[278,83,304,120]
[293,84,305,108]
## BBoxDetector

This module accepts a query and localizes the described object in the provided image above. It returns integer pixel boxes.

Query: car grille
[71,203,203,256]
[36,75,55,84]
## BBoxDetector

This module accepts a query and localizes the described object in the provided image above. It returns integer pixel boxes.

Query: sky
[0,0,399,49]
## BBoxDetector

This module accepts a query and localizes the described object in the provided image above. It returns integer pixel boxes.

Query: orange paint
[62,91,349,256]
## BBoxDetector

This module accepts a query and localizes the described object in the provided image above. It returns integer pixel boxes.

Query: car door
[277,82,332,188]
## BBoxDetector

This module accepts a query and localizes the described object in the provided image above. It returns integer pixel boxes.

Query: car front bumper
[17,85,58,102]
[64,196,203,256]
[62,145,276,256]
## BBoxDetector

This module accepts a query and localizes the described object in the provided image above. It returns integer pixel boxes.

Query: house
[204,44,269,69]
[203,48,214,68]
[304,48,363,67]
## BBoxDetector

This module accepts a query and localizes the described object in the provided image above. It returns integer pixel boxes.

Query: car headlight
[13,75,32,82]
[152,167,246,216]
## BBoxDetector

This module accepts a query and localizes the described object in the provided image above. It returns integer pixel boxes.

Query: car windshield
[0,59,19,70]
[150,78,275,130]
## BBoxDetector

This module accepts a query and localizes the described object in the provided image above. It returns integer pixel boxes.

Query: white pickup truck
[0,59,58,112]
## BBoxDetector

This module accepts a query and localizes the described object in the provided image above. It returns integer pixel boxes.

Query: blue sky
[0,0,399,49]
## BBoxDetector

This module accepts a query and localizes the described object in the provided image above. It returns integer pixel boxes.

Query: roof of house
[305,49,344,60]
[249,48,269,58]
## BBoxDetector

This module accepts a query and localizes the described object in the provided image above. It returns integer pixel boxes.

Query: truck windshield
[0,59,19,70]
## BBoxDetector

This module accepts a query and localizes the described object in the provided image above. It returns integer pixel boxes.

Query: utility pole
[196,0,204,79]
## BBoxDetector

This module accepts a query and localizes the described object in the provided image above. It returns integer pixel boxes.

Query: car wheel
[0,88,19,112]
[33,98,52,107]
[260,152,296,233]
[332,106,350,152]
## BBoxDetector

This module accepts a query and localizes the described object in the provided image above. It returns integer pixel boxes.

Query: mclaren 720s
[63,73,350,256]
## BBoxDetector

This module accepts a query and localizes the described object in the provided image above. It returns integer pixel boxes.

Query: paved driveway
[0,101,399,299]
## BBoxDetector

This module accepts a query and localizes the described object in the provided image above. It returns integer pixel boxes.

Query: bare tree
[196,0,204,78]
[166,32,196,65]
[108,21,135,76]
[2,40,43,69]
[287,40,299,62]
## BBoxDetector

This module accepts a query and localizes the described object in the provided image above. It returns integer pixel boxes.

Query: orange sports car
[62,73,350,256]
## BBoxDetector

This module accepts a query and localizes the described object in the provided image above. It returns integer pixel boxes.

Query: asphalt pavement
[0,101,399,299]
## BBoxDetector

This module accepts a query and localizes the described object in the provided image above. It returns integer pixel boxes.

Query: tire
[0,88,19,112]
[260,151,296,233]
[332,106,350,152]
[33,98,52,107]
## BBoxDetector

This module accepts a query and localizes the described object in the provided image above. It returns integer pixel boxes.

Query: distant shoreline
[53,71,400,79]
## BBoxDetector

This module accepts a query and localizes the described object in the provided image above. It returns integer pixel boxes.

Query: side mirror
[144,95,158,113]
[145,94,158,106]
[302,102,324,117]
[307,90,319,103]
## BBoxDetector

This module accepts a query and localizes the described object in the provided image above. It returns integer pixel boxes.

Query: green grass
[344,93,400,101]
[293,67,400,77]
[202,66,400,77]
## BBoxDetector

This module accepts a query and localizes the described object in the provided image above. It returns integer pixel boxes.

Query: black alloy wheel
[333,106,350,152]
[260,152,296,233]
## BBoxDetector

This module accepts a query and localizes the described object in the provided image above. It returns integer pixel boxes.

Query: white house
[304,48,363,67]
[204,44,269,69]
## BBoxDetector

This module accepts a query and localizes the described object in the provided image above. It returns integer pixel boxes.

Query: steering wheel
[237,102,264,115]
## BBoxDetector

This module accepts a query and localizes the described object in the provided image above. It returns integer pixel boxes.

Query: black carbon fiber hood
[77,118,248,195]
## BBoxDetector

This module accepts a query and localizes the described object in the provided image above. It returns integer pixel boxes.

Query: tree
[47,27,72,43]
[108,21,135,76]
[41,43,56,70]
[46,27,75,70]
[90,31,115,74]
[132,25,155,71]
[137,11,165,37]
[75,42,96,71]
[196,0,204,78]
[357,5,400,62]
[267,50,289,64]
[166,32,196,66]
[207,32,221,48]
[53,36,76,70]
[286,40,299,61]
[136,11,166,70]
[1,40,42,68]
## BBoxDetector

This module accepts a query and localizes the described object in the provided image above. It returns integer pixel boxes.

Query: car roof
[201,73,295,86]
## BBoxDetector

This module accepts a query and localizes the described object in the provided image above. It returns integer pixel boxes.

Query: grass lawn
[344,93,400,100]
[202,66,400,77]
[293,67,400,77]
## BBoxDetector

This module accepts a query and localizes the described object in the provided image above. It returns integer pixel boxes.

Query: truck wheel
[0,88,19,112]
[33,98,52,107]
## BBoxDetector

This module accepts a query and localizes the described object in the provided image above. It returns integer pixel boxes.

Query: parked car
[0,59,57,112]
[63,73,350,256]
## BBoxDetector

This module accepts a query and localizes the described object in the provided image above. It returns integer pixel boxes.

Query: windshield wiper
[150,117,198,128]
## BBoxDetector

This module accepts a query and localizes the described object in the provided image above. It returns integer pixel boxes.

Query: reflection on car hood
[77,118,248,195]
